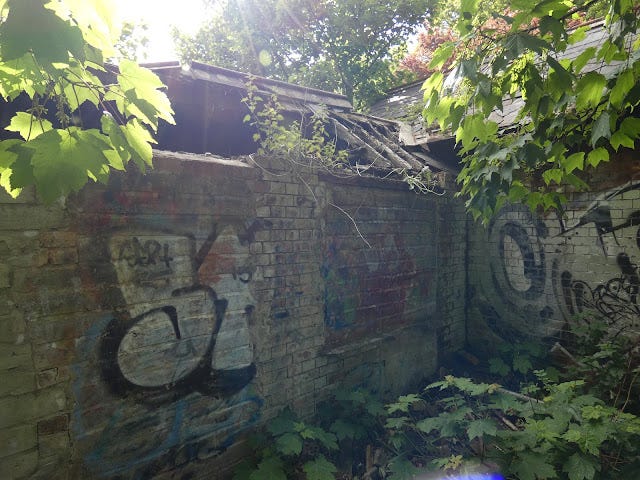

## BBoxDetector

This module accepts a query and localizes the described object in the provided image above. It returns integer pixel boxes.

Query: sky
[113,0,210,62]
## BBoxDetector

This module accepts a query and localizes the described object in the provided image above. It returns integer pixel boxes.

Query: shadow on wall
[72,222,263,478]
[470,182,640,345]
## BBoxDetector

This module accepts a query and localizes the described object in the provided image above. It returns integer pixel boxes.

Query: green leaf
[586,147,610,168]
[609,69,635,107]
[385,416,409,430]
[387,456,419,480]
[267,409,297,436]
[415,416,440,435]
[0,139,20,197]
[118,59,175,129]
[26,128,103,202]
[0,0,85,63]
[506,33,551,58]
[428,42,455,70]
[121,119,155,170]
[563,152,585,174]
[539,16,565,42]
[62,66,102,110]
[330,419,358,440]
[590,113,611,147]
[233,458,260,480]
[302,456,337,480]
[563,453,598,480]
[46,0,119,57]
[467,418,498,440]
[275,432,303,456]
[249,456,287,480]
[513,354,534,374]
[610,130,634,151]
[572,47,596,73]
[575,72,606,111]
[6,112,52,140]
[568,26,589,45]
[542,168,563,185]
[489,357,511,376]
[299,425,338,450]
[620,117,640,140]
[511,451,557,480]
[387,394,422,414]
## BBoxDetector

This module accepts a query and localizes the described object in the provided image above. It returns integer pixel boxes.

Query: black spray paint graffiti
[482,182,640,337]
[100,225,257,404]
[555,183,640,330]
[481,205,557,337]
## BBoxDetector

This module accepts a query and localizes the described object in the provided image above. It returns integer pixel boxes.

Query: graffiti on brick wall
[478,182,640,337]
[479,205,556,337]
[555,183,640,331]
[322,228,434,344]
[73,221,263,477]
[101,225,256,402]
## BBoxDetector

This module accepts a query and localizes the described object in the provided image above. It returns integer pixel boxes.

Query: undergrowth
[235,317,640,479]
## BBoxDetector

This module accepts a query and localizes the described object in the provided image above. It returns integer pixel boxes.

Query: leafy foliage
[242,78,348,168]
[384,331,640,479]
[233,407,339,480]
[0,0,174,202]
[173,0,430,109]
[420,0,640,222]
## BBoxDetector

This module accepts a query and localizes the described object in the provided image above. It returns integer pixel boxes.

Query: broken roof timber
[147,60,455,177]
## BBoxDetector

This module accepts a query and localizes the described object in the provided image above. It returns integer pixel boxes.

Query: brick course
[0,151,462,479]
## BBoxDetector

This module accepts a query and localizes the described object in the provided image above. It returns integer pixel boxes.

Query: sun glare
[113,0,209,62]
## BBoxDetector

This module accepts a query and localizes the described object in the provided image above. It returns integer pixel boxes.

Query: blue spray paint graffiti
[72,316,262,478]
[72,222,264,477]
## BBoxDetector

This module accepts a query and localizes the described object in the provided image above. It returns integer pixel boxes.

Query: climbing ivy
[0,0,174,202]
[422,0,640,222]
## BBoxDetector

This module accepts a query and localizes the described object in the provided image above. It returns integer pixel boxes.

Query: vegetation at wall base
[239,317,640,479]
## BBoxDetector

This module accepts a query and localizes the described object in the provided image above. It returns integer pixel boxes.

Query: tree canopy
[173,0,431,109]
[418,0,640,222]
[0,0,174,202]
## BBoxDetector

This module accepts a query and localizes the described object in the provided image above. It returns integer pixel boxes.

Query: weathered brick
[0,424,37,458]
[0,450,38,479]
[0,387,67,429]
[37,415,68,436]
[0,368,36,397]
[0,343,32,371]
[0,205,66,231]
[0,263,10,289]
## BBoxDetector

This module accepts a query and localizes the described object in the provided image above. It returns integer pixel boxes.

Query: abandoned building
[1,19,639,479]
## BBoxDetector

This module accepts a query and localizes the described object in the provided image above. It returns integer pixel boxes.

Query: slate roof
[369,20,631,145]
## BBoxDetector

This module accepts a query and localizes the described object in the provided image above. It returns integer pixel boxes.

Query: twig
[494,412,518,431]
[329,202,372,248]
[550,342,584,367]
[497,387,541,404]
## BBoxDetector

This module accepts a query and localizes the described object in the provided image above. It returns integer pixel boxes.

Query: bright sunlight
[113,0,208,61]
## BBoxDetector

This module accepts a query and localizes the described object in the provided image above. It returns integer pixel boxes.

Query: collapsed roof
[150,62,461,175]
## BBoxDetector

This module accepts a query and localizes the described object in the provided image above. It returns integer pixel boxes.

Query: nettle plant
[233,407,339,480]
[386,374,640,479]
[384,325,640,480]
[234,388,386,480]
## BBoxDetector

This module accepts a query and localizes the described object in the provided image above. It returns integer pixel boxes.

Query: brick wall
[0,151,465,479]
[467,152,640,352]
